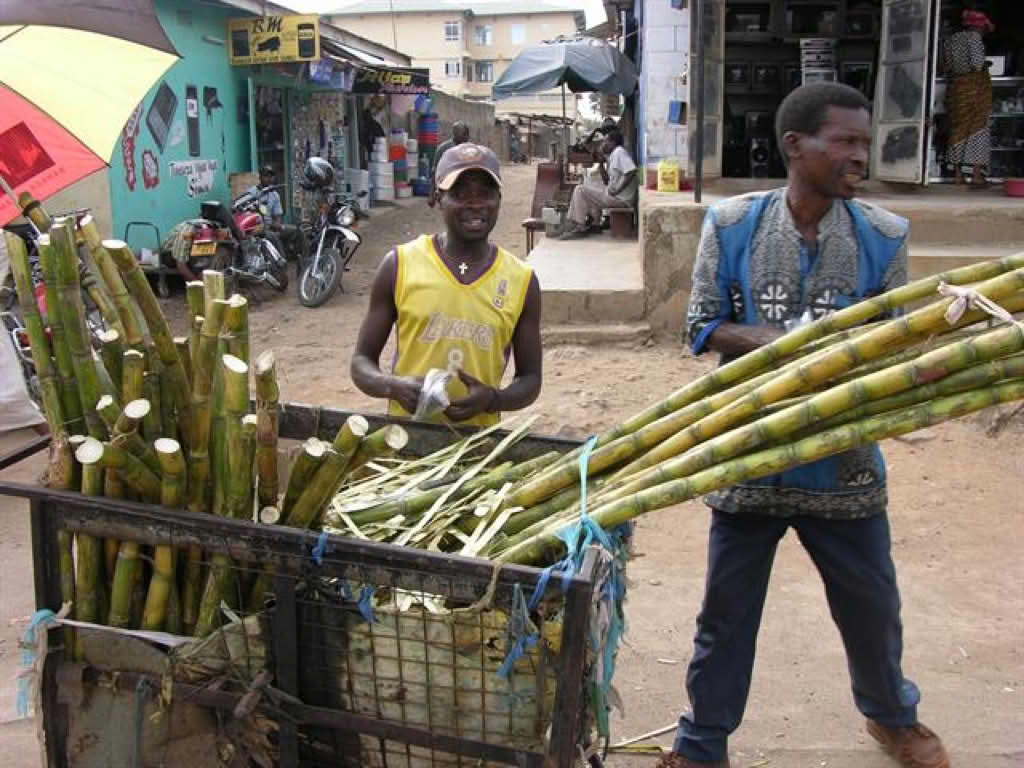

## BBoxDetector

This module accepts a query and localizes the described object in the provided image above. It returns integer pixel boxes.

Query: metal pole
[561,83,568,166]
[694,0,705,203]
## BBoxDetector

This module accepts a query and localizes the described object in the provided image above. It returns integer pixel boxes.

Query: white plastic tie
[937,282,1022,329]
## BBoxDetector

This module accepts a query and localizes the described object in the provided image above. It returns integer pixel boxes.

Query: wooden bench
[522,162,569,254]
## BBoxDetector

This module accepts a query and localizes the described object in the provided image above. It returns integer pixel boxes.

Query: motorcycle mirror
[357,190,368,197]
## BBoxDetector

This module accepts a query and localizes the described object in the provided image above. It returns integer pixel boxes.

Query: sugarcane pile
[3,217,411,644]
[324,254,1024,567]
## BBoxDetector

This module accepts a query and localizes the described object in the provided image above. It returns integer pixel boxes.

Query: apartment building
[327,1,585,121]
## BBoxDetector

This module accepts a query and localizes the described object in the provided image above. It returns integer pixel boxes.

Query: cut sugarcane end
[124,399,152,421]
[304,438,329,458]
[223,354,249,375]
[96,395,116,411]
[98,329,121,344]
[101,239,129,250]
[385,425,409,452]
[75,437,105,465]
[173,336,188,345]
[242,414,259,427]
[37,234,50,247]
[255,350,275,375]
[260,506,280,525]
[124,349,145,361]
[228,293,247,309]
[349,414,370,438]
[68,434,89,447]
[154,438,181,455]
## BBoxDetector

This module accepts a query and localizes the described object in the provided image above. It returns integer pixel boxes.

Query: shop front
[687,0,1023,186]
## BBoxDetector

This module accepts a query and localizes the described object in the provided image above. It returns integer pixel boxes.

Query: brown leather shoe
[654,753,730,768]
[866,720,951,768]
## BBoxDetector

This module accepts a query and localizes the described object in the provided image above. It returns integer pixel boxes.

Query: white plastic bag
[412,367,454,421]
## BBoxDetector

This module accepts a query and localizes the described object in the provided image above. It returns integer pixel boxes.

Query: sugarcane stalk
[95,397,161,475]
[175,337,192,390]
[345,424,408,477]
[211,296,247,513]
[105,240,193,449]
[50,222,107,439]
[186,280,205,320]
[73,442,107,657]
[222,294,250,363]
[613,270,1024,480]
[512,256,1024,508]
[159,360,176,443]
[4,233,65,434]
[79,218,147,351]
[98,329,124,400]
[187,298,228,514]
[18,192,53,231]
[141,439,186,631]
[190,316,203,376]
[80,267,124,340]
[591,321,1024,513]
[142,372,163,440]
[121,349,145,403]
[281,438,330,517]
[495,380,1024,565]
[34,235,85,435]
[94,442,161,502]
[254,351,280,511]
[92,348,121,405]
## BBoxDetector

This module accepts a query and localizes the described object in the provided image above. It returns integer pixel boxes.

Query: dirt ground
[1,163,1022,766]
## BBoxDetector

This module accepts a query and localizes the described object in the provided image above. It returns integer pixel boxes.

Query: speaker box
[749,137,772,177]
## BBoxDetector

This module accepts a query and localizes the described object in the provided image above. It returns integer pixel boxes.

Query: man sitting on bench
[559,130,637,240]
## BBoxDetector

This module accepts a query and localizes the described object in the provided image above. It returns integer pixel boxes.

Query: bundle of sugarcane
[319,256,1024,568]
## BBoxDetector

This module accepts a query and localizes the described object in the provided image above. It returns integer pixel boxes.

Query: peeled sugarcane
[495,380,1024,565]
[142,371,163,440]
[280,438,330,517]
[73,440,108,658]
[254,351,280,511]
[141,439,186,631]
[507,256,1024,511]
[79,218,146,352]
[105,240,192,447]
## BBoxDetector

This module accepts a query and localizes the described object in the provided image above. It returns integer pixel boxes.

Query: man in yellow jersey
[351,143,542,427]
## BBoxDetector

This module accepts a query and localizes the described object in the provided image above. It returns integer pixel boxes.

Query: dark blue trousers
[674,509,921,763]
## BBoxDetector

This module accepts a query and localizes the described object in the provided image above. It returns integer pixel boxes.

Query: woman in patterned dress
[942,8,995,186]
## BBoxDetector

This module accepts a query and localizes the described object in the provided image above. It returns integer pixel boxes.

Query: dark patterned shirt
[686,188,909,519]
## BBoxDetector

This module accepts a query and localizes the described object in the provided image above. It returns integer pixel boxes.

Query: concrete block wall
[427,89,507,160]
[639,189,707,336]
[640,0,689,166]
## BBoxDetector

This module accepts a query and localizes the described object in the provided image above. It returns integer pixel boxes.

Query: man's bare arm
[704,322,784,359]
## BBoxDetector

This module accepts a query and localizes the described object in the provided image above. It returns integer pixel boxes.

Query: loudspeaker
[750,138,772,177]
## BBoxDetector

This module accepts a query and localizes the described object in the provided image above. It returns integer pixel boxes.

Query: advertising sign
[352,66,430,95]
[228,14,320,66]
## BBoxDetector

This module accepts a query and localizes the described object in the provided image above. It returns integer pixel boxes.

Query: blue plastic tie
[498,584,539,680]
[16,609,58,717]
[312,530,329,565]
[357,585,377,624]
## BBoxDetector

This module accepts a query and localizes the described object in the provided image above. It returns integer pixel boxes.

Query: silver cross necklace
[458,262,468,275]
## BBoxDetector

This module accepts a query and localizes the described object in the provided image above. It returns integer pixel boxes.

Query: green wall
[108,0,250,250]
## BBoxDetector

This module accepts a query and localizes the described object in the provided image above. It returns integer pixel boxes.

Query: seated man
[250,164,307,262]
[559,130,637,240]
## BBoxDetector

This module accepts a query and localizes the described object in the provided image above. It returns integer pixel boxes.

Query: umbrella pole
[561,84,568,166]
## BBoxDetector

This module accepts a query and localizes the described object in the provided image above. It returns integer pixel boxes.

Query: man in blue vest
[658,84,950,768]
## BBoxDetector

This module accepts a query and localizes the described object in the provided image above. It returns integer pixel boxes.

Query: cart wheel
[587,754,604,768]
[157,274,170,299]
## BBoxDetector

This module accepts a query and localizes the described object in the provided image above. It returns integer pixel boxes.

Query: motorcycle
[296,187,367,308]
[172,185,289,294]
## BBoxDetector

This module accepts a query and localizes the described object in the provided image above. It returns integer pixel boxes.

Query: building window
[445,59,462,78]
[509,24,526,44]
[444,21,460,41]
[475,61,494,83]
[474,24,493,46]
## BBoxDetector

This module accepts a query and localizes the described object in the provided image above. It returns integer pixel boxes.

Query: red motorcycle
[170,185,289,293]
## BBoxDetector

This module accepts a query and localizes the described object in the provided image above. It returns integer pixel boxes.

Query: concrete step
[887,200,1024,245]
[541,322,653,346]
[528,231,646,325]
[908,242,1022,281]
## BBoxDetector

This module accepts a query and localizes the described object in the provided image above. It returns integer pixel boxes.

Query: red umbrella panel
[0,85,105,226]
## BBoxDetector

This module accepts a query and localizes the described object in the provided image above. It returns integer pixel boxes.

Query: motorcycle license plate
[343,229,359,242]
[191,242,217,256]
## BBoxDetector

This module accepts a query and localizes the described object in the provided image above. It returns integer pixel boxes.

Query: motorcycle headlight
[336,208,356,227]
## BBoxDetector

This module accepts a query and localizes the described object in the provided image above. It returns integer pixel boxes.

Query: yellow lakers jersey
[389,234,533,427]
